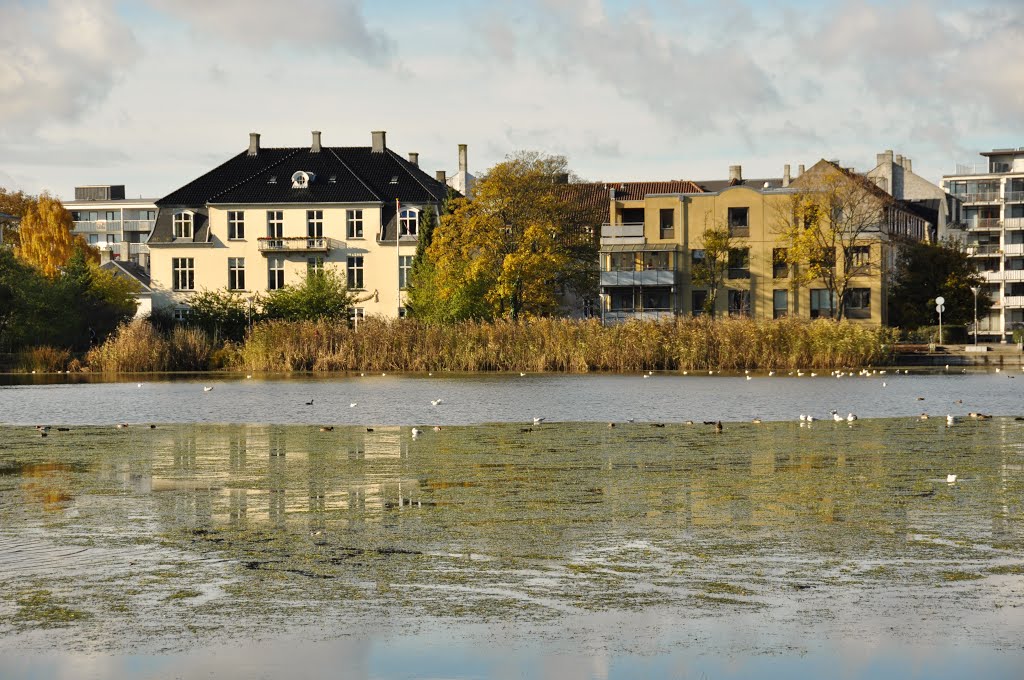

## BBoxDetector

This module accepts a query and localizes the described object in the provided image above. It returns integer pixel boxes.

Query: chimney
[728,165,742,183]
[311,130,321,153]
[895,154,904,168]
[458,144,468,174]
[248,132,260,156]
[99,246,111,265]
[371,130,386,153]
[435,170,447,183]
[904,158,912,173]
[408,152,419,167]
[783,164,791,187]
[798,164,805,177]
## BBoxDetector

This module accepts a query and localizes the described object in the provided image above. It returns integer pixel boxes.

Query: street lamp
[970,286,980,346]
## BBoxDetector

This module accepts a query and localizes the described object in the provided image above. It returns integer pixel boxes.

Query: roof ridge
[327,148,382,202]
[384,148,446,202]
[206,148,304,203]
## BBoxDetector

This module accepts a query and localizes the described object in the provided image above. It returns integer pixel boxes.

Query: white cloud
[0,0,141,131]
[146,0,396,67]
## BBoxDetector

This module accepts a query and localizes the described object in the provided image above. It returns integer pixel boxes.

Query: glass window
[266,211,283,238]
[307,257,324,274]
[268,256,285,291]
[643,252,669,270]
[399,209,418,237]
[850,245,871,267]
[347,256,364,289]
[228,211,245,240]
[845,288,871,319]
[692,289,708,315]
[609,252,637,271]
[641,287,671,310]
[399,255,413,289]
[172,257,194,290]
[773,248,788,278]
[810,289,835,319]
[659,208,674,239]
[228,257,245,290]
[173,213,193,239]
[307,210,323,238]
[609,289,635,312]
[728,207,749,236]
[728,289,750,317]
[727,248,750,279]
[691,250,705,267]
[773,289,788,319]
[347,209,363,239]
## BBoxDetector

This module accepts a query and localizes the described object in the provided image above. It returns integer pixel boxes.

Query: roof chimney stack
[798,164,805,177]
[728,165,742,184]
[905,157,912,173]
[783,164,791,187]
[408,152,419,167]
[248,132,260,156]
[371,130,386,153]
[435,170,447,183]
[895,154,904,168]
[458,144,468,174]
[311,130,321,153]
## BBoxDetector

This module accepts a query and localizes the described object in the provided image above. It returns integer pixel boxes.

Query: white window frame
[399,254,413,290]
[307,256,324,274]
[228,257,246,291]
[228,211,245,240]
[347,209,363,239]
[268,256,285,291]
[347,256,364,289]
[173,212,193,239]
[266,210,283,238]
[399,208,418,237]
[307,210,323,239]
[172,257,195,291]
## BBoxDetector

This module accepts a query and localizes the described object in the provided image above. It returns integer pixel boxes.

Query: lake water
[1,374,1023,678]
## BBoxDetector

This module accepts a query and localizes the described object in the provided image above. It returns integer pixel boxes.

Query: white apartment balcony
[122,219,156,232]
[960,192,1002,204]
[74,219,118,233]
[127,243,150,255]
[1004,191,1024,203]
[600,270,676,287]
[1003,296,1024,308]
[1004,244,1024,256]
[600,223,645,246]
[967,244,1002,256]
[258,237,330,253]
[603,310,676,324]
[984,269,1024,282]
[965,217,1002,231]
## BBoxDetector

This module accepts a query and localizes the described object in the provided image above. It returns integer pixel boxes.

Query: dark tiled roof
[156,146,449,207]
[558,183,610,225]
[101,260,151,291]
[606,180,704,198]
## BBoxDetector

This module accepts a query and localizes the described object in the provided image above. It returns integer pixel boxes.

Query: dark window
[692,289,708,315]
[810,289,835,319]
[845,288,871,319]
[850,245,871,267]
[641,287,671,310]
[172,258,194,290]
[773,247,789,278]
[728,207,749,237]
[728,289,751,317]
[266,211,283,238]
[659,209,674,239]
[228,257,245,290]
[347,256,364,289]
[773,289,788,319]
[643,252,669,270]
[609,252,637,271]
[727,248,750,279]
[347,210,363,238]
[307,210,323,239]
[620,208,645,224]
[228,211,245,240]
[609,289,635,312]
[268,257,285,291]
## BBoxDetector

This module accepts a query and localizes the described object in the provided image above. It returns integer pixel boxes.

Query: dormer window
[389,176,399,185]
[268,176,277,184]
[173,211,193,239]
[291,171,315,188]
[399,208,418,237]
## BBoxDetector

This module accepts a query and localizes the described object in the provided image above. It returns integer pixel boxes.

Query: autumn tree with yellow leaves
[408,152,582,321]
[15,194,95,277]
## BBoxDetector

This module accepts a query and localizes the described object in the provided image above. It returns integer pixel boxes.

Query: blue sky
[1,0,1022,199]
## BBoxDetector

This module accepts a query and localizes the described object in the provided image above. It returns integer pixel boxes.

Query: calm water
[0,413,1022,678]
[0,369,1022,426]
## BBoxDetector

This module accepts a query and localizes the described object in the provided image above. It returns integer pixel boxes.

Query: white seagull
[946,414,956,426]
[946,474,957,484]
[411,427,422,437]
[831,410,843,422]
[533,417,546,425]
[847,413,858,422]
[349,402,358,408]
[431,399,443,406]
[203,386,214,392]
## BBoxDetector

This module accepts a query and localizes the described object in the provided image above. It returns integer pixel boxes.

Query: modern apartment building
[598,161,929,325]
[64,185,158,271]
[148,130,450,320]
[942,148,1024,341]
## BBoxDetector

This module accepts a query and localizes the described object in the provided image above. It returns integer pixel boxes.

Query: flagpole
[396,197,401,318]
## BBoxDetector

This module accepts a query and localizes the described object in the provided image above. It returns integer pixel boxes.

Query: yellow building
[148,130,451,320]
[598,161,929,325]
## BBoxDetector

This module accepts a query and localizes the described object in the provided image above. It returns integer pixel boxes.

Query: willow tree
[415,151,575,321]
[776,162,888,320]
[16,194,95,277]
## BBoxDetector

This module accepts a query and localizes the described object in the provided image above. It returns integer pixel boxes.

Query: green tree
[0,249,49,351]
[185,289,252,343]
[691,218,734,316]
[52,249,137,349]
[0,187,35,248]
[776,163,887,320]
[263,270,353,322]
[415,151,577,321]
[888,238,991,329]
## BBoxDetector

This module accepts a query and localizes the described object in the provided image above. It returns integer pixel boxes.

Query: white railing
[1004,244,1024,256]
[1002,296,1024,308]
[73,220,117,232]
[258,237,329,252]
[1004,191,1024,203]
[960,192,1002,203]
[122,219,155,231]
[1003,217,1024,229]
[954,163,990,175]
[128,243,150,255]
[965,217,1002,230]
[966,245,1001,256]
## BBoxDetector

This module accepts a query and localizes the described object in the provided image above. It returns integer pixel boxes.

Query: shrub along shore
[14,316,898,374]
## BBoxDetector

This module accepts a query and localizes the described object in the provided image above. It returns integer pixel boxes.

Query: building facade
[866,149,961,242]
[942,148,1024,342]
[148,130,450,320]
[599,161,928,325]
[64,185,158,271]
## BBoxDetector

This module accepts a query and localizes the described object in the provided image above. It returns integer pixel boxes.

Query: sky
[2,0,1023,201]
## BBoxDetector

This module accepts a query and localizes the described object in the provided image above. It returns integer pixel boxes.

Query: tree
[690,216,734,316]
[888,237,991,329]
[185,289,252,343]
[776,163,889,320]
[262,270,353,322]
[414,151,577,321]
[15,194,95,277]
[0,249,49,351]
[0,187,35,248]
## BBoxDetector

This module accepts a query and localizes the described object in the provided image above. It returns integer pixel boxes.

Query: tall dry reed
[86,319,171,372]
[18,346,72,373]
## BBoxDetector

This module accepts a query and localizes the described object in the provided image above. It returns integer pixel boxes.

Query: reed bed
[238,317,897,373]
[86,319,212,372]
[18,346,72,373]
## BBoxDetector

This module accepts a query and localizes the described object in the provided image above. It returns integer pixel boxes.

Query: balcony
[128,243,150,255]
[603,310,676,324]
[600,223,645,245]
[600,270,676,287]
[73,220,118,233]
[1004,218,1024,229]
[967,244,1002,256]
[1004,244,1024,256]
[122,219,155,231]
[258,237,330,253]
[1003,296,1024,308]
[1004,191,1024,203]
[960,192,1002,203]
[984,269,1024,282]
[965,217,1002,231]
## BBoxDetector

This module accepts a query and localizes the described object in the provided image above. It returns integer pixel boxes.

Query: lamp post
[970,286,980,346]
